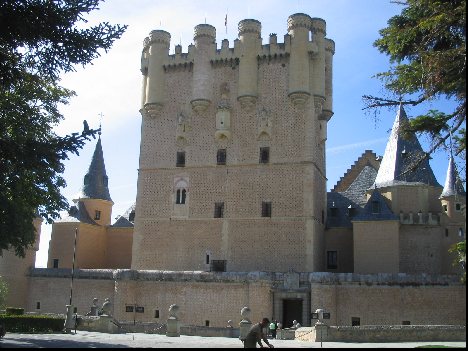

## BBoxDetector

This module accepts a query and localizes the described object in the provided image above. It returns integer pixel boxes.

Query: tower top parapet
[288,13,313,31]
[238,19,262,36]
[144,30,171,49]
[310,17,326,36]
[194,24,216,41]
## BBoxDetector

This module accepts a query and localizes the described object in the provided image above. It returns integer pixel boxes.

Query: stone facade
[0,12,465,330]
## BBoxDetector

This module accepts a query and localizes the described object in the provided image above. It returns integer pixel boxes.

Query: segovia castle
[1,13,465,329]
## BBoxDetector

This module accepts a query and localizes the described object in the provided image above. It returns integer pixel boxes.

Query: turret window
[94,210,101,220]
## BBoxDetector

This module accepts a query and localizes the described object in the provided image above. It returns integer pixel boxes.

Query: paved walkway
[0,331,466,348]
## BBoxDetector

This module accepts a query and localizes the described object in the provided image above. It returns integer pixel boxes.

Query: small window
[330,207,338,218]
[259,147,270,164]
[126,305,134,313]
[459,228,464,237]
[262,201,272,218]
[443,204,448,212]
[351,317,360,326]
[455,203,461,211]
[36,302,41,310]
[327,251,338,270]
[154,310,160,318]
[206,254,210,265]
[371,201,380,214]
[53,259,59,268]
[217,149,227,165]
[402,321,411,325]
[205,320,210,327]
[214,202,225,218]
[94,210,101,220]
[135,306,144,313]
[176,152,186,167]
[176,189,187,205]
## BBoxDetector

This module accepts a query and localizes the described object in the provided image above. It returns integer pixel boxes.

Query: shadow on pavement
[0,337,129,349]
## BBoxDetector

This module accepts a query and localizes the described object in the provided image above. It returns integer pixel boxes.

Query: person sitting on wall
[243,317,274,348]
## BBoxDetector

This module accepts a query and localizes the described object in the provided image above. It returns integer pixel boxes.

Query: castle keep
[0,13,465,331]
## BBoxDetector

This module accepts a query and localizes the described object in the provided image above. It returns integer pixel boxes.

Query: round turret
[194,24,216,42]
[147,30,171,48]
[237,19,262,110]
[287,13,312,31]
[310,18,326,37]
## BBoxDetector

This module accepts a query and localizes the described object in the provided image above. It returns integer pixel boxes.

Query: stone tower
[132,13,334,272]
[0,216,42,309]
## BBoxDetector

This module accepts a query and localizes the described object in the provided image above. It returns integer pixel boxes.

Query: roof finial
[98,112,104,137]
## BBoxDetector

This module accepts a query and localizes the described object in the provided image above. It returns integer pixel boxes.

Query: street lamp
[64,228,78,333]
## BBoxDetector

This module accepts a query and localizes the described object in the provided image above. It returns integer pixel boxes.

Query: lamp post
[64,228,78,333]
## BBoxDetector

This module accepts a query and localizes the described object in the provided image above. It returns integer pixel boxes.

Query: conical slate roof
[440,155,466,198]
[373,104,441,188]
[77,137,113,202]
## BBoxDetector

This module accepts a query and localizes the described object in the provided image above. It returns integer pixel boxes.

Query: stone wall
[296,325,466,342]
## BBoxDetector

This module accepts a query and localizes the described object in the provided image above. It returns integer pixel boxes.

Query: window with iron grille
[262,201,272,218]
[327,251,338,269]
[176,151,186,167]
[259,147,270,164]
[217,149,226,165]
[214,202,224,218]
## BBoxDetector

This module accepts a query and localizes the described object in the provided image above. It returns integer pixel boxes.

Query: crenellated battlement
[399,211,441,225]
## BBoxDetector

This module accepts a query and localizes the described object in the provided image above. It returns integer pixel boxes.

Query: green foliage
[0,277,7,309]
[0,314,65,333]
[449,240,466,284]
[5,307,24,315]
[364,0,466,170]
[0,0,127,257]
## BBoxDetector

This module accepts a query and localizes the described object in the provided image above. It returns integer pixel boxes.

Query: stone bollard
[166,304,180,337]
[239,307,252,342]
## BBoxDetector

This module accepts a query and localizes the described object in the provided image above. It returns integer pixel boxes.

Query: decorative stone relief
[284,270,300,290]
[257,107,272,140]
[215,83,232,140]
[176,111,191,145]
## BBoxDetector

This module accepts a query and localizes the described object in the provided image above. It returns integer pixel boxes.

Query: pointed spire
[440,155,466,198]
[77,137,113,202]
[373,104,440,188]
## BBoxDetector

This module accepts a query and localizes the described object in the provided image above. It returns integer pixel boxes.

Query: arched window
[174,178,188,205]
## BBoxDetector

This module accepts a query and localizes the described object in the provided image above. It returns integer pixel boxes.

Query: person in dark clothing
[243,317,274,348]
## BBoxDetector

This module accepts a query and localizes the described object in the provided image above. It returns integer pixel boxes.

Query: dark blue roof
[112,203,136,228]
[440,156,466,198]
[353,190,399,222]
[374,105,441,188]
[78,138,113,202]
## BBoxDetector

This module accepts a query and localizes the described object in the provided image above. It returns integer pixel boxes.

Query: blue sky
[35,0,461,266]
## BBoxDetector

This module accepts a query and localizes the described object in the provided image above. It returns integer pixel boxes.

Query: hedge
[0,314,65,333]
[5,307,24,315]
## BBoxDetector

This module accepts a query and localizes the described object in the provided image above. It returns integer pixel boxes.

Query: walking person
[269,320,277,339]
[243,317,274,348]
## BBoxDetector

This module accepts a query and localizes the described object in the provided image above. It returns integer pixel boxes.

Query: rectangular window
[443,204,448,212]
[402,321,411,325]
[53,259,59,268]
[262,201,272,218]
[327,251,338,270]
[94,210,101,220]
[371,201,380,214]
[135,306,144,313]
[36,302,41,310]
[205,320,210,327]
[455,203,461,211]
[176,152,186,167]
[214,202,225,218]
[259,147,270,164]
[351,317,360,326]
[206,254,210,265]
[125,305,134,313]
[210,260,227,272]
[217,149,226,165]
[154,310,160,318]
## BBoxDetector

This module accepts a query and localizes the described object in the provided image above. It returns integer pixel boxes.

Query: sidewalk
[0,331,466,348]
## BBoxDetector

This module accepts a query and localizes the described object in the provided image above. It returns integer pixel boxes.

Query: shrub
[0,314,65,333]
[5,307,24,315]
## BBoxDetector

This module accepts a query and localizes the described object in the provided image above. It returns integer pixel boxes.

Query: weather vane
[98,112,104,136]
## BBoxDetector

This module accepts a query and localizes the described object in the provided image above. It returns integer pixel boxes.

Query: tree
[363,0,466,176]
[0,0,127,257]
[0,277,7,309]
[449,240,466,284]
